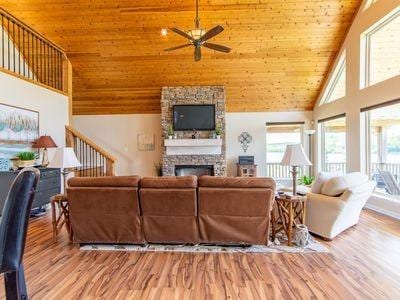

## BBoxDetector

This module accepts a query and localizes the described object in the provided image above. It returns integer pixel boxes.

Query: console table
[0,167,61,215]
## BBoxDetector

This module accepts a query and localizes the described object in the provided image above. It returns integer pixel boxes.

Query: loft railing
[65,126,116,177]
[0,8,66,92]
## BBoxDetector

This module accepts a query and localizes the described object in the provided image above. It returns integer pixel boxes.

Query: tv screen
[173,105,215,131]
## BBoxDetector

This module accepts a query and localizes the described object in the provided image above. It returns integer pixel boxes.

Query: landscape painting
[0,103,39,158]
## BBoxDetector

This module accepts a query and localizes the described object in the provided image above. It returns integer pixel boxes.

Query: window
[364,101,400,197]
[361,7,400,87]
[266,123,304,178]
[319,52,346,105]
[319,115,346,174]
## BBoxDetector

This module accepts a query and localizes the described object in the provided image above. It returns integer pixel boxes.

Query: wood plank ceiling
[1,0,361,115]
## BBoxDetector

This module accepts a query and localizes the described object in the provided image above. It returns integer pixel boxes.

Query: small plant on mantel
[154,163,163,176]
[215,124,222,139]
[167,124,174,139]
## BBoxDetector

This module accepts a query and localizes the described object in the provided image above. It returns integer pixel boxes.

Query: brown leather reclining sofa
[67,175,275,245]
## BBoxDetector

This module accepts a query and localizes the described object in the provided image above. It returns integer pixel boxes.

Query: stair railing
[65,126,116,177]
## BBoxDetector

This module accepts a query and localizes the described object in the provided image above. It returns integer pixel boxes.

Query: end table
[51,194,73,243]
[271,193,307,246]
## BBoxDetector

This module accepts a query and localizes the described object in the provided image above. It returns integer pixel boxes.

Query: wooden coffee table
[271,193,307,246]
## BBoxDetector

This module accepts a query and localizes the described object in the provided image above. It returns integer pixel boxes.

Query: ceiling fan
[164,0,231,61]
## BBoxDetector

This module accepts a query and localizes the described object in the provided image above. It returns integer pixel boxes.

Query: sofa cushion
[344,172,369,188]
[68,176,140,187]
[321,176,348,196]
[141,176,197,188]
[199,176,275,189]
[311,172,337,194]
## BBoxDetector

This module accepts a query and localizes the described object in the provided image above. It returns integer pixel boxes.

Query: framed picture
[0,103,39,159]
[137,134,155,151]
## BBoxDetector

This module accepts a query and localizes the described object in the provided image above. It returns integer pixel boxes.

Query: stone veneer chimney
[161,86,227,176]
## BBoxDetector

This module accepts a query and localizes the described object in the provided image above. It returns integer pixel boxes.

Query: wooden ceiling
[1,0,361,115]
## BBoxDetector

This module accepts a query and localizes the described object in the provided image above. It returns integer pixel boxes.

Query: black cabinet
[0,167,61,215]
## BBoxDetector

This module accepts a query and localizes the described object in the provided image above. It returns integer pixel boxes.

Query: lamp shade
[33,135,57,148]
[48,147,81,169]
[280,144,312,166]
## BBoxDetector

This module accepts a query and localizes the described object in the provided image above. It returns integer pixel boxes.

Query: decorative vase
[17,160,36,168]
[216,135,221,139]
[293,224,309,247]
[168,135,173,140]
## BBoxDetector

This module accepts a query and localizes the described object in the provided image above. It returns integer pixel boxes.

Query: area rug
[80,235,328,254]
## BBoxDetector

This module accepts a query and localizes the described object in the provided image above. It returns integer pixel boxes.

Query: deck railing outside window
[0,8,66,92]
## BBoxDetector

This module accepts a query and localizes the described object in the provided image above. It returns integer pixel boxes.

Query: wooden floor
[1,209,399,299]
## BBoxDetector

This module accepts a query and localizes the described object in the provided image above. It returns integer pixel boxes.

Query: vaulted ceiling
[1,0,361,115]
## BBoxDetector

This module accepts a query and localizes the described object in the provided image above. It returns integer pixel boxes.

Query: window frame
[319,51,346,105]
[361,7,400,88]
[318,114,347,173]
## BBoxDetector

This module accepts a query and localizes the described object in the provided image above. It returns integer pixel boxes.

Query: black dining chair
[0,168,40,300]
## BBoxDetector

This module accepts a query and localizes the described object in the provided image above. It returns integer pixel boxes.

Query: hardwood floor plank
[0,209,399,299]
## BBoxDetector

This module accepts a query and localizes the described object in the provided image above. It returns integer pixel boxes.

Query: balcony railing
[0,8,66,92]
[266,163,306,179]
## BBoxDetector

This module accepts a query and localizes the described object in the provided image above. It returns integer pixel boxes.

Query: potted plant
[16,151,38,168]
[167,124,174,140]
[154,163,163,176]
[298,175,315,187]
[215,124,222,139]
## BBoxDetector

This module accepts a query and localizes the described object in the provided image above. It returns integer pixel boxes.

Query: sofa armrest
[307,192,346,212]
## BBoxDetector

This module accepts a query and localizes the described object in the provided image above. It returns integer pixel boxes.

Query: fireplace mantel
[164,139,222,155]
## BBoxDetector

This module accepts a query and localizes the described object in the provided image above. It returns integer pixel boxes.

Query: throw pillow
[311,172,334,194]
[321,176,349,196]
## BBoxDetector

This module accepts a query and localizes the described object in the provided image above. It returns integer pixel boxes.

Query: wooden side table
[271,193,307,246]
[51,194,73,243]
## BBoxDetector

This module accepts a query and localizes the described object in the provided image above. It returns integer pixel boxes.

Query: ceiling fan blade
[170,27,195,41]
[199,25,224,42]
[195,46,201,61]
[164,44,192,51]
[203,42,231,53]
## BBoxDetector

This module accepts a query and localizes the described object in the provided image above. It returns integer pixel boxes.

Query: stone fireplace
[161,86,226,176]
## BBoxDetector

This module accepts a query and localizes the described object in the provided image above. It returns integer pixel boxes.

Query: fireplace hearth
[175,165,214,177]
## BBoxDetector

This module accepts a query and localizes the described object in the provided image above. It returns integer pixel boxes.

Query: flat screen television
[173,105,215,131]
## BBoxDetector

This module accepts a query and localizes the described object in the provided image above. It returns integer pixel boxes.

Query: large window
[319,116,346,174]
[266,123,304,178]
[319,52,346,105]
[361,7,400,87]
[364,101,400,197]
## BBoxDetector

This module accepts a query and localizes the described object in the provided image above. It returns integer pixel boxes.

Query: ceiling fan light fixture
[188,28,205,40]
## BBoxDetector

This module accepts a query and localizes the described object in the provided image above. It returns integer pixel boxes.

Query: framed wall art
[0,103,39,159]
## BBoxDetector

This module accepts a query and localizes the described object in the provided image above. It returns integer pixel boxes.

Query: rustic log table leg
[287,202,294,246]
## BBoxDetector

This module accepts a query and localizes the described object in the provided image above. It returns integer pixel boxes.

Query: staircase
[65,126,116,177]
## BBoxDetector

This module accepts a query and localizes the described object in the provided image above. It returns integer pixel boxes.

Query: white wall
[0,71,69,156]
[73,111,312,177]
[72,114,162,176]
[313,0,400,218]
[226,112,312,177]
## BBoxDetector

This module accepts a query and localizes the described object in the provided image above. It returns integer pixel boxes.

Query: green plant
[167,124,174,136]
[154,163,163,176]
[16,151,37,161]
[298,175,314,186]
[215,124,222,136]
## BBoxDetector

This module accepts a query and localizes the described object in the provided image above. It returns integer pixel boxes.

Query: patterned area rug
[80,235,328,254]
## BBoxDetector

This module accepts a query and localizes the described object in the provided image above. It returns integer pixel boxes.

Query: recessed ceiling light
[161,28,168,36]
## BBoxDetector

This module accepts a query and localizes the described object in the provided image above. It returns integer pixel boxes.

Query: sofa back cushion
[141,176,197,189]
[199,176,275,189]
[320,172,369,197]
[311,172,341,194]
[68,175,140,187]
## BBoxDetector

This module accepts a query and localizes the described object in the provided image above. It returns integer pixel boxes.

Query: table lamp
[281,144,312,195]
[48,147,81,194]
[33,135,57,166]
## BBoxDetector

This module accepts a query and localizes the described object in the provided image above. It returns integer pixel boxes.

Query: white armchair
[305,172,376,240]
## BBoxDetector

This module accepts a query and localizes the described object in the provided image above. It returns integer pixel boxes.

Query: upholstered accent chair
[306,172,376,239]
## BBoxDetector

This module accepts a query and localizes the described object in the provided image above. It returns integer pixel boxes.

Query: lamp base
[290,166,299,195]
[41,148,49,167]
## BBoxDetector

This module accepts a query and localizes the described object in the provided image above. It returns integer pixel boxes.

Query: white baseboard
[365,203,400,220]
